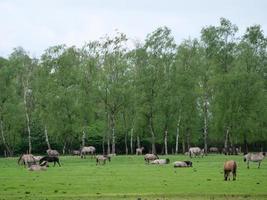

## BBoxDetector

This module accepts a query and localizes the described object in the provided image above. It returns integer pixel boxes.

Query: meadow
[0,155,266,200]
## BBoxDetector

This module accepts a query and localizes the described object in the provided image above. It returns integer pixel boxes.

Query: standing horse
[96,155,111,165]
[189,147,204,158]
[224,160,237,181]
[81,146,96,158]
[244,152,265,168]
[18,154,36,167]
[72,150,80,156]
[39,156,61,167]
[209,147,219,154]
[46,149,59,157]
[136,147,144,155]
[144,154,159,164]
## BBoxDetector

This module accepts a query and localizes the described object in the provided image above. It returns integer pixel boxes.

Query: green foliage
[0,19,267,154]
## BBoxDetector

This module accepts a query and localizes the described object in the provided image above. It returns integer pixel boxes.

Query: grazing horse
[144,154,159,164]
[244,152,266,169]
[209,147,219,153]
[224,160,237,181]
[39,156,61,167]
[96,155,111,165]
[80,146,96,158]
[46,149,59,157]
[72,150,80,156]
[33,156,43,162]
[18,154,36,167]
[189,147,204,158]
[136,147,144,155]
[150,158,170,164]
[173,161,192,168]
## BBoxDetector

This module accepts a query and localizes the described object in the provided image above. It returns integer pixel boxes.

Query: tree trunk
[224,127,230,154]
[243,134,248,154]
[62,142,66,155]
[0,118,12,156]
[149,115,156,154]
[175,116,181,154]
[164,129,168,155]
[44,125,51,150]
[107,135,110,155]
[137,135,140,149]
[102,136,105,154]
[186,128,190,152]
[23,82,32,154]
[111,112,116,154]
[130,128,133,154]
[122,113,128,155]
[82,130,86,147]
[125,134,128,155]
[182,138,185,153]
[203,99,208,156]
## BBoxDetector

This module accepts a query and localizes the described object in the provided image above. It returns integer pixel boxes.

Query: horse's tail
[233,161,237,173]
[18,154,23,165]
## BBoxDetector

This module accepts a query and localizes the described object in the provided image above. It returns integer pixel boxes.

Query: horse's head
[244,155,247,162]
[165,158,170,164]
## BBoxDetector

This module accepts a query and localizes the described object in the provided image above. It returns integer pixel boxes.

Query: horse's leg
[57,160,61,167]
[224,170,228,181]
[233,170,236,181]
[258,161,261,169]
[247,161,250,169]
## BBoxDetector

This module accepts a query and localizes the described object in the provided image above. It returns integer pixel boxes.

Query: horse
[209,147,219,154]
[46,149,59,157]
[189,147,204,158]
[150,158,170,164]
[80,146,96,158]
[39,156,61,167]
[72,150,80,156]
[224,160,237,181]
[144,154,159,164]
[18,154,36,167]
[96,155,111,165]
[173,161,192,168]
[136,147,144,155]
[33,156,43,162]
[244,152,266,169]
[28,162,48,171]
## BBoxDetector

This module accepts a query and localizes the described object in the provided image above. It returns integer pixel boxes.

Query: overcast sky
[1,0,267,58]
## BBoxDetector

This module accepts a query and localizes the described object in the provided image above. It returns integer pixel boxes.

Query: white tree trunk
[130,128,133,154]
[149,116,156,154]
[164,129,168,155]
[111,113,116,154]
[0,119,11,156]
[44,125,51,150]
[23,81,32,154]
[203,97,208,155]
[82,130,86,147]
[175,115,181,154]
[137,135,140,149]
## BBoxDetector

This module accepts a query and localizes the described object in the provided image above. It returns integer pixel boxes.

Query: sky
[1,0,267,58]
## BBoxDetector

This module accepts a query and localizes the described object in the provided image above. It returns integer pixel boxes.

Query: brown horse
[224,160,237,181]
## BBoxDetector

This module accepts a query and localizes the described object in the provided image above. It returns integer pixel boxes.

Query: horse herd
[16,146,266,181]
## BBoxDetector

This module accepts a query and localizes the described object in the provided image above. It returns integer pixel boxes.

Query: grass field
[0,155,267,200]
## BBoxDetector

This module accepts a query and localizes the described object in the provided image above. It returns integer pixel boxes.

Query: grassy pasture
[0,155,266,200]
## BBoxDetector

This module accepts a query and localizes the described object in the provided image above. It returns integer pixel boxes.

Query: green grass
[0,155,267,200]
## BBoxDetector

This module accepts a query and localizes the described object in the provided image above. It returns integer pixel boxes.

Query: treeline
[0,18,267,156]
